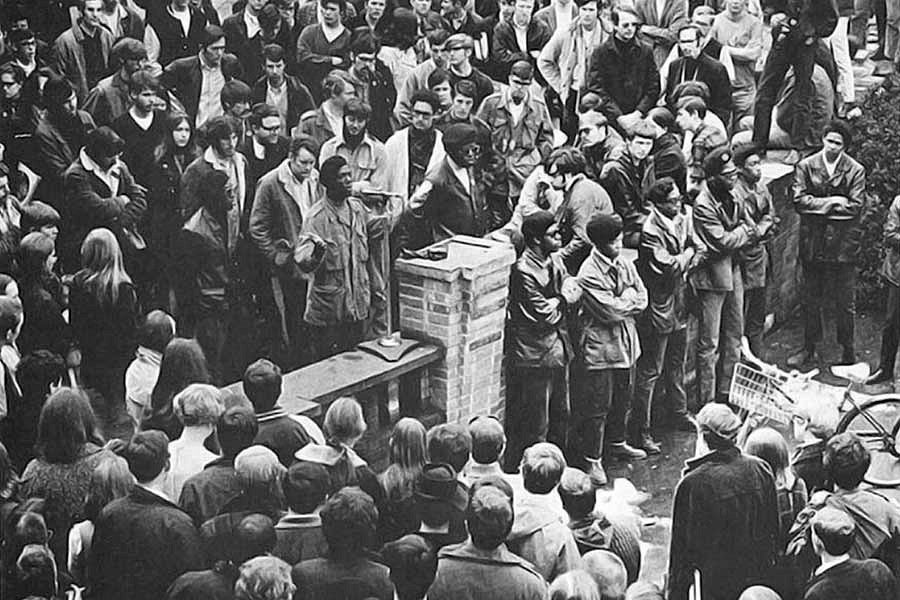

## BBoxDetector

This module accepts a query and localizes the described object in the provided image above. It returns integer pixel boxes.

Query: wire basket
[729,362,794,424]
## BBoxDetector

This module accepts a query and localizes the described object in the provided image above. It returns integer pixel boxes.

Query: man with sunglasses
[586,7,660,136]
[407,122,489,245]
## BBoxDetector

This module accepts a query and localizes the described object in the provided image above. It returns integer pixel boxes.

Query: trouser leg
[663,326,689,418]
[505,367,553,470]
[697,290,726,406]
[744,285,768,357]
[547,367,570,452]
[717,270,745,399]
[829,17,856,104]
[851,0,872,45]
[787,42,819,148]
[879,284,900,372]
[631,324,668,441]
[887,0,900,62]
[752,37,795,148]
[577,368,629,461]
[802,262,825,349]
[834,263,857,350]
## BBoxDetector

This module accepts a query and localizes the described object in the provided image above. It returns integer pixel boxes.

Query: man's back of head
[521,442,566,495]
[427,423,472,474]
[243,359,283,413]
[231,513,278,565]
[466,484,514,551]
[217,406,260,460]
[823,432,870,491]
[468,416,505,466]
[125,430,170,485]
[583,550,627,600]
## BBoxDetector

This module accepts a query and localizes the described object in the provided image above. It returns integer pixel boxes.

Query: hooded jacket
[507,489,582,581]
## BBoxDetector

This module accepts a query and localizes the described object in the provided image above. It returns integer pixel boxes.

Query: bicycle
[730,338,900,487]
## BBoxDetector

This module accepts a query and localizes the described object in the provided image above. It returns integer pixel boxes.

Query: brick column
[395,235,516,424]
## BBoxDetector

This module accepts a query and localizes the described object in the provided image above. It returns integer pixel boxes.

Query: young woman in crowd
[147,112,202,311]
[164,383,224,501]
[141,337,212,440]
[69,229,140,424]
[19,389,110,569]
[67,454,134,584]
[378,417,427,542]
[294,397,383,506]
[16,233,71,360]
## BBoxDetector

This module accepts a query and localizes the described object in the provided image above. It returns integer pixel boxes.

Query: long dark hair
[35,389,97,464]
[144,338,211,430]
[153,112,201,165]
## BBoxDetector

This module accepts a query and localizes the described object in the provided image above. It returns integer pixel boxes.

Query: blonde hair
[79,228,132,305]
[235,556,296,600]
[549,570,601,600]
[173,383,224,427]
[323,397,366,445]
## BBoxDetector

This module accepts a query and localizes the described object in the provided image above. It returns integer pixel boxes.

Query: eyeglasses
[259,124,281,132]
[412,109,434,118]
[618,22,638,28]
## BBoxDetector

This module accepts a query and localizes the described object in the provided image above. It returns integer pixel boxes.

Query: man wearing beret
[787,120,866,369]
[668,404,779,600]
[690,147,772,406]
[407,122,490,244]
[505,210,581,470]
[573,212,648,487]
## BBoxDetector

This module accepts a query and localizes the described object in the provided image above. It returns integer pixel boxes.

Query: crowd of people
[0,0,898,597]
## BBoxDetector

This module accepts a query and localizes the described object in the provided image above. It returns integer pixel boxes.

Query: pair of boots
[786,344,855,369]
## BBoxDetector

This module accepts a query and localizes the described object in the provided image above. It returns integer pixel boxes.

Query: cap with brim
[445,34,474,50]
[696,403,741,439]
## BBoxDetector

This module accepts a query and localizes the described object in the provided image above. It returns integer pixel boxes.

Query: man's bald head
[583,550,627,600]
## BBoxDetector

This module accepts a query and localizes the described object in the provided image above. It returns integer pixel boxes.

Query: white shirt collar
[244,9,261,38]
[80,148,119,179]
[814,554,850,577]
[252,137,267,160]
[447,155,470,192]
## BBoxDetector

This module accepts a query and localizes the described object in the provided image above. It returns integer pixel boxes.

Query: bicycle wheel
[836,395,900,487]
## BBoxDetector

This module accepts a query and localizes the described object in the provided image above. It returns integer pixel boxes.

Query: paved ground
[619,298,894,587]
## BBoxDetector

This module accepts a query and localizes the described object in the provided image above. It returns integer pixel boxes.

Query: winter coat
[689,186,756,292]
[733,175,774,290]
[428,540,548,600]
[477,91,554,200]
[51,23,113,102]
[89,486,206,600]
[637,207,693,333]
[586,37,660,120]
[668,445,779,600]
[507,490,582,581]
[576,248,647,369]
[555,175,615,275]
[793,150,866,264]
[508,247,574,368]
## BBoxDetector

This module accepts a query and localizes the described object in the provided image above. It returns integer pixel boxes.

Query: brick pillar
[395,235,516,424]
